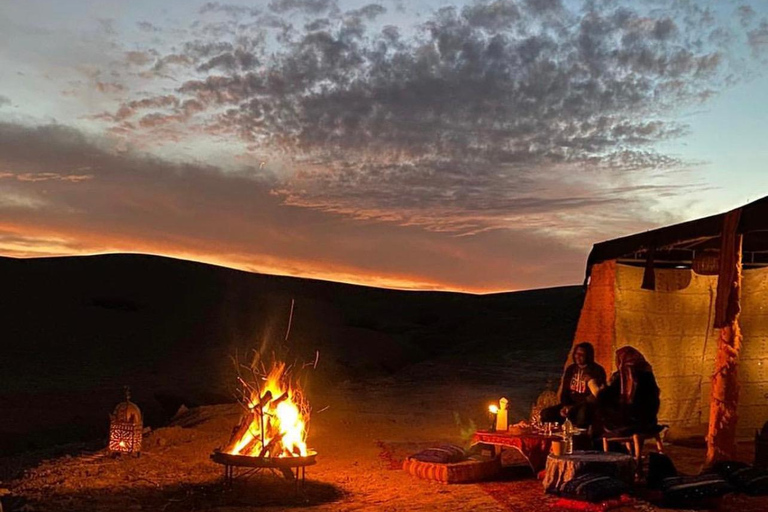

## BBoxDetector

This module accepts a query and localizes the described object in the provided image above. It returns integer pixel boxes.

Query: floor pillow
[724,466,768,496]
[402,455,501,484]
[711,460,749,478]
[661,474,733,504]
[559,473,631,502]
[408,443,466,464]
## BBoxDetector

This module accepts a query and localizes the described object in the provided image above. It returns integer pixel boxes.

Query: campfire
[225,361,309,458]
[211,356,317,486]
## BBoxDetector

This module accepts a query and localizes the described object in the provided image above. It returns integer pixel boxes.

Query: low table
[542,450,635,494]
[471,430,561,473]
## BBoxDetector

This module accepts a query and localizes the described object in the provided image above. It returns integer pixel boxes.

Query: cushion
[647,452,677,490]
[711,460,749,477]
[711,460,768,495]
[725,466,768,496]
[559,473,631,502]
[408,443,466,464]
[402,455,501,484]
[661,474,733,504]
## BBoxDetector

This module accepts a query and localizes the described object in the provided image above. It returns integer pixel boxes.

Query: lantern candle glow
[109,387,143,456]
[488,404,498,431]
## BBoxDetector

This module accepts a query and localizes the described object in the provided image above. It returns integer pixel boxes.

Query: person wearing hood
[598,346,660,435]
[540,342,607,428]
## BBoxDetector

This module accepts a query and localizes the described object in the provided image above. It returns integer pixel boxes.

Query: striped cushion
[728,467,768,496]
[662,474,733,503]
[712,461,768,495]
[559,473,631,502]
[408,444,466,464]
[402,455,501,484]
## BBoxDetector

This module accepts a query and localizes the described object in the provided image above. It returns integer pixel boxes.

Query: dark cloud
[100,0,761,235]
[0,95,11,107]
[96,18,117,36]
[0,121,614,291]
[748,20,768,58]
[346,4,387,21]
[137,21,162,33]
[737,5,756,27]
[268,0,339,15]
[462,1,520,30]
[199,2,261,17]
[523,0,562,15]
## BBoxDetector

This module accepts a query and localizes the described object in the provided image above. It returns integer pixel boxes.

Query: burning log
[252,390,273,410]
[222,358,310,460]
[259,432,285,458]
[270,392,289,407]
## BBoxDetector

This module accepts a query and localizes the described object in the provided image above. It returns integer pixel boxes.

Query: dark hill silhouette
[0,254,582,456]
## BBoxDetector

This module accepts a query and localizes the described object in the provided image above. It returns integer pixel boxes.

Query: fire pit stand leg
[223,464,234,488]
[292,466,306,491]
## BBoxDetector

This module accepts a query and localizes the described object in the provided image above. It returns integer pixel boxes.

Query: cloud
[268,0,339,15]
[737,5,757,27]
[748,20,768,58]
[137,21,162,33]
[199,2,262,17]
[0,120,641,291]
[95,0,762,236]
[346,4,387,21]
[125,50,155,66]
[0,172,93,183]
[95,81,126,94]
[0,95,11,107]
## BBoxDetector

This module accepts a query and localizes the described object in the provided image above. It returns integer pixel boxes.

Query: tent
[571,195,768,464]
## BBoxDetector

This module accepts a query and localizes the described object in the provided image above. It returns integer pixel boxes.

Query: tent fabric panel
[571,260,617,374]
[737,266,768,435]
[614,264,717,430]
[655,376,708,426]
[570,259,767,438]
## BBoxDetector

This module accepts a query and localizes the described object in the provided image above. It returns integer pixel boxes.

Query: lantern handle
[124,385,131,402]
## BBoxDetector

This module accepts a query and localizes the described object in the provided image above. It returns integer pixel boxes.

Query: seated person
[598,346,660,435]
[540,342,606,429]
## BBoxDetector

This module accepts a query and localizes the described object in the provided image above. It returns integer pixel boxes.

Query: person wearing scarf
[540,342,607,428]
[598,346,661,435]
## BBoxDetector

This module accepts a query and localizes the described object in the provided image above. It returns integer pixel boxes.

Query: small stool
[601,426,667,475]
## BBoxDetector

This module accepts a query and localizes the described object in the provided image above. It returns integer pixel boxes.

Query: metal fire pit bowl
[210,449,317,488]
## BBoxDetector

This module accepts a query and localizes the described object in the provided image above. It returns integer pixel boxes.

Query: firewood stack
[224,385,296,458]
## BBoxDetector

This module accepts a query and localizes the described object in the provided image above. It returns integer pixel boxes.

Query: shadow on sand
[7,476,344,512]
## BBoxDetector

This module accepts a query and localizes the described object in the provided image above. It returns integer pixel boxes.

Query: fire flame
[225,361,309,458]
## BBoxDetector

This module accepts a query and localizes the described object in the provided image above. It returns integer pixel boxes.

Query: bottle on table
[563,418,574,455]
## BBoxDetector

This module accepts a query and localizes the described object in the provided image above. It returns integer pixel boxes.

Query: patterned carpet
[380,441,768,512]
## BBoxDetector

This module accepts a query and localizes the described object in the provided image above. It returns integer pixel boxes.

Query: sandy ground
[3,375,767,512]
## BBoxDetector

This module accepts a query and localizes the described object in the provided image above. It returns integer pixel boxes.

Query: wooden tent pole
[706,228,743,465]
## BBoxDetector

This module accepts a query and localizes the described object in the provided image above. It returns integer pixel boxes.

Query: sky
[1,0,767,293]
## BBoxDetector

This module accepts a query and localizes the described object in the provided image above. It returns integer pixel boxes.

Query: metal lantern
[109,387,143,455]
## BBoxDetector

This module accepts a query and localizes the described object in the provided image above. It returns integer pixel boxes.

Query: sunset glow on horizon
[2,0,767,292]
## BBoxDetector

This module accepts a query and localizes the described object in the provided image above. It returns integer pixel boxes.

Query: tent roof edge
[586,195,768,272]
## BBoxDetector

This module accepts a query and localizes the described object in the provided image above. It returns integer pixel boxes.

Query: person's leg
[568,402,593,429]
[540,404,564,424]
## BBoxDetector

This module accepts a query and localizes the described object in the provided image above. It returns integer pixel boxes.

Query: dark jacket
[559,342,607,406]
[560,363,607,405]
[599,370,660,429]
